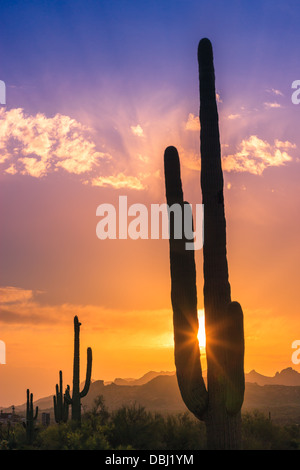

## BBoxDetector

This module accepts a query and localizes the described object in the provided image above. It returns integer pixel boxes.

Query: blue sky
[1,0,300,112]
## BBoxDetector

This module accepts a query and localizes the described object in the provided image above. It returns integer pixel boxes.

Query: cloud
[0,108,151,190]
[264,102,281,109]
[0,286,35,304]
[263,89,283,109]
[227,113,241,120]
[222,135,295,175]
[137,154,150,163]
[0,286,50,326]
[130,124,144,137]
[266,88,284,96]
[185,113,200,131]
[0,108,111,178]
[4,164,18,175]
[0,285,78,327]
[274,139,296,149]
[90,172,146,190]
[0,285,173,348]
[216,92,222,103]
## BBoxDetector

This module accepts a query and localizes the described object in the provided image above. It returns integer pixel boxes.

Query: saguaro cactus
[65,316,92,424]
[164,38,245,449]
[53,370,69,423]
[23,389,38,445]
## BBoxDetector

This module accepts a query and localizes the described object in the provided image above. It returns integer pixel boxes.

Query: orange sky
[1,1,300,408]
[1,108,300,406]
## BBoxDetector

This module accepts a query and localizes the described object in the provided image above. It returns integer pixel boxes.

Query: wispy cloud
[216,92,222,103]
[0,285,89,327]
[266,88,284,96]
[264,102,281,109]
[222,135,296,175]
[0,286,50,325]
[0,286,36,304]
[130,124,144,137]
[263,88,283,109]
[184,113,200,131]
[0,285,173,348]
[90,172,146,190]
[227,113,241,120]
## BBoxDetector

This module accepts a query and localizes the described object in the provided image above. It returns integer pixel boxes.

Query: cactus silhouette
[53,370,69,423]
[65,316,92,424]
[164,38,245,449]
[23,389,38,445]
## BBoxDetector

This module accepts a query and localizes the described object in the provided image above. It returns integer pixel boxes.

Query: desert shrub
[37,419,110,450]
[241,410,297,450]
[161,412,206,450]
[107,403,165,450]
[106,404,206,450]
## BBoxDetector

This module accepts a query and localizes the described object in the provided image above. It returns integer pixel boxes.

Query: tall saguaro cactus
[53,370,69,423]
[65,316,92,424]
[23,389,38,445]
[164,38,245,449]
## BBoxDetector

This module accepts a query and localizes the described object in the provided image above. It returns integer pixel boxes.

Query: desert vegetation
[0,400,299,450]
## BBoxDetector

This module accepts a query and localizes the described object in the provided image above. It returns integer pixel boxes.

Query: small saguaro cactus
[164,38,245,450]
[65,316,92,424]
[53,370,69,423]
[23,389,38,445]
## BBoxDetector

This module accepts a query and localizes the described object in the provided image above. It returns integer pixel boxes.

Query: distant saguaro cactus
[53,370,69,423]
[65,316,92,424]
[164,38,245,449]
[23,389,38,445]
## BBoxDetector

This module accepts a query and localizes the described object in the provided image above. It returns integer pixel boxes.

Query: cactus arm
[224,301,245,415]
[29,390,38,421]
[80,347,92,398]
[24,389,38,444]
[54,370,69,423]
[73,316,81,399]
[164,146,208,419]
[53,394,57,420]
[63,396,69,422]
[26,388,29,420]
[53,380,61,423]
[64,384,72,404]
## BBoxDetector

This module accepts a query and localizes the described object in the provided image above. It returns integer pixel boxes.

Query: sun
[197,309,206,348]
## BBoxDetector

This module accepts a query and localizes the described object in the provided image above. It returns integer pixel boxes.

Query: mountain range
[108,367,300,387]
[109,370,175,386]
[2,368,300,425]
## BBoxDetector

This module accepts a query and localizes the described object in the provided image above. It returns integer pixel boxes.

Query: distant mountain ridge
[109,370,175,386]
[245,367,300,386]
[2,368,300,426]
[108,367,300,387]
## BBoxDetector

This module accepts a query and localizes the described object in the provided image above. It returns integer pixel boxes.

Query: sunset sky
[1,0,300,408]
